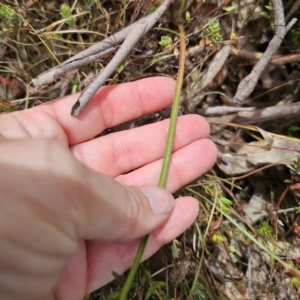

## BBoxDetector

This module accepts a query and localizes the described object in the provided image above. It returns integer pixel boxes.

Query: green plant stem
[118,24,186,300]
[158,24,186,188]
[178,0,187,23]
[122,0,127,28]
[190,222,205,296]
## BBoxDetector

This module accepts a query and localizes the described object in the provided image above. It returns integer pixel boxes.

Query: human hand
[0,77,217,300]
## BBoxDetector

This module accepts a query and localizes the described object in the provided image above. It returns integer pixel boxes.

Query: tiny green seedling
[0,5,19,31]
[60,3,75,27]
[287,125,300,137]
[191,283,206,300]
[223,5,238,13]
[259,5,274,29]
[260,5,272,20]
[0,4,14,19]
[257,221,272,238]
[171,239,181,259]
[212,232,225,243]
[159,35,173,47]
[290,156,300,174]
[203,19,222,45]
[186,11,193,23]
[147,6,157,15]
[292,277,300,287]
[229,245,238,263]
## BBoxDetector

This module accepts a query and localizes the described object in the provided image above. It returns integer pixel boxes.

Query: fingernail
[140,187,174,215]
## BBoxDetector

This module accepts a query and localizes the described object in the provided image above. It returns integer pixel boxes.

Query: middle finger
[71,115,210,177]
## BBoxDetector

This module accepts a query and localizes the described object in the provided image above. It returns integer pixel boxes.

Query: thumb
[0,137,175,243]
[0,138,175,300]
[75,169,175,241]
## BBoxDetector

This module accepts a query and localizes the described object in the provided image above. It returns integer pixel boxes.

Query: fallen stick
[30,0,173,116]
[233,0,297,105]
[199,102,300,124]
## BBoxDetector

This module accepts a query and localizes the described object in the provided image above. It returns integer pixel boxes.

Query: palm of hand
[0,77,216,299]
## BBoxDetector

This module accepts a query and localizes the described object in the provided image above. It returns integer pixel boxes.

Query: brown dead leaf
[217,124,300,175]
[199,45,230,91]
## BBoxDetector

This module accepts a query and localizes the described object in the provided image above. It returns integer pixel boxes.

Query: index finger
[37,77,176,145]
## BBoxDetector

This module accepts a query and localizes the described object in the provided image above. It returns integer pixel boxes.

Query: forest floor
[1,0,300,299]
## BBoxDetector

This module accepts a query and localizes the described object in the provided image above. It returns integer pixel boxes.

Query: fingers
[0,77,175,145]
[117,138,217,192]
[71,114,211,177]
[72,113,217,193]
[38,77,176,145]
[84,197,199,292]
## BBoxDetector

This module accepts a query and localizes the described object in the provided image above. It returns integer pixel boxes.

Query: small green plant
[287,125,300,137]
[287,26,300,52]
[192,283,206,300]
[185,11,193,23]
[0,4,19,31]
[147,6,157,15]
[259,5,272,20]
[203,19,222,45]
[203,183,233,214]
[60,3,75,27]
[0,4,14,19]
[212,232,225,243]
[171,239,181,259]
[218,196,232,214]
[159,35,173,47]
[259,5,274,29]
[257,221,272,238]
[290,157,300,174]
[292,277,300,287]
[223,5,238,13]
[145,281,167,300]
[229,245,238,263]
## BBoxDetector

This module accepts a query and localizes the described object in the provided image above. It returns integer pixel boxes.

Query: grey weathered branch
[198,102,300,124]
[233,101,300,124]
[233,0,297,105]
[30,0,173,116]
[197,106,255,115]
[285,1,300,22]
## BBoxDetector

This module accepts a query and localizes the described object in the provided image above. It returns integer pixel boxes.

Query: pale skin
[0,77,217,300]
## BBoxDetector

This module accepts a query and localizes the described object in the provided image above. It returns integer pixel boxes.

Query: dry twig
[30,0,173,116]
[231,49,300,66]
[198,102,300,124]
[233,0,297,105]
[285,1,300,22]
[233,102,300,124]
